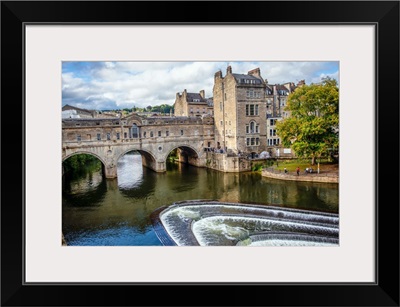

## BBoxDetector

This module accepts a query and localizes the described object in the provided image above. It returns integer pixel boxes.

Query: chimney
[199,90,205,98]
[226,65,232,74]
[297,80,305,86]
[214,70,222,80]
[248,68,261,77]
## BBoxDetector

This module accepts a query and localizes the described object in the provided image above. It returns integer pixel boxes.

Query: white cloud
[62,61,339,110]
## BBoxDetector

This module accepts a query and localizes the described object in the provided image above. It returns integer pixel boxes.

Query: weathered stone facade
[213,66,268,155]
[63,68,305,175]
[62,114,215,178]
[174,89,212,117]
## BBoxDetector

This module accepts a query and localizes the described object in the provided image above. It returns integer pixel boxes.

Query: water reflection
[62,152,339,246]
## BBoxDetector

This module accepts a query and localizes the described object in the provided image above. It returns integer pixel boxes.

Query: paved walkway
[262,167,339,183]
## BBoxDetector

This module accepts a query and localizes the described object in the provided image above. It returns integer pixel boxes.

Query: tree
[276,77,339,165]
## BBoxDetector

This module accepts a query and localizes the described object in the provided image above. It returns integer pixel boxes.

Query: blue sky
[62,61,339,110]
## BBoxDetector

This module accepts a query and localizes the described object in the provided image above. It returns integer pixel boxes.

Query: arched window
[131,124,139,138]
[250,122,255,133]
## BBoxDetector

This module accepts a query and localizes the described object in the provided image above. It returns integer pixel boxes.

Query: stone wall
[261,168,338,183]
[205,152,251,172]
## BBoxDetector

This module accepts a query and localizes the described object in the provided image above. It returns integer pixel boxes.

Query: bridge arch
[164,144,202,168]
[117,148,158,173]
[62,151,107,177]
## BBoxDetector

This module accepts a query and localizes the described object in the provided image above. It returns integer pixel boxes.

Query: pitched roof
[62,104,94,114]
[232,73,263,85]
[186,93,207,104]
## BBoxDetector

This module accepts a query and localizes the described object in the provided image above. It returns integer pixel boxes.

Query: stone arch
[63,151,107,166]
[164,144,202,168]
[62,151,107,176]
[163,144,200,161]
[117,148,159,173]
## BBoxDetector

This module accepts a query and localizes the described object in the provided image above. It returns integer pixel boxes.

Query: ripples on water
[62,153,339,246]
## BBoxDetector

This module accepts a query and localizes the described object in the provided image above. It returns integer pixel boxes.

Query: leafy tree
[276,77,339,165]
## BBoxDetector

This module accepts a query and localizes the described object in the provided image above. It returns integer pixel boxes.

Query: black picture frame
[1,1,399,306]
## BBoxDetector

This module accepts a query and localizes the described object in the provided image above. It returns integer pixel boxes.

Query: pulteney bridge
[62,114,215,178]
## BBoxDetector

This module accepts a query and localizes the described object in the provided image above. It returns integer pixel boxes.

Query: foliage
[63,154,102,173]
[251,163,264,172]
[276,77,339,164]
[167,148,179,162]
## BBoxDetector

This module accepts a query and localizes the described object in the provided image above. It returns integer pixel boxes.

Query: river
[62,152,339,246]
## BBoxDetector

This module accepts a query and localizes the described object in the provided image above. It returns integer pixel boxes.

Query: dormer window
[193,98,200,102]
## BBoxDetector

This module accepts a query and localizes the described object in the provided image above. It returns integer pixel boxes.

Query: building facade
[213,66,268,156]
[174,89,213,117]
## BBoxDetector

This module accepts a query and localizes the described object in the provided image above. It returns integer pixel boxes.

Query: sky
[62,61,339,111]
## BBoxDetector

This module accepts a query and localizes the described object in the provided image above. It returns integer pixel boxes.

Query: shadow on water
[62,153,338,246]
[62,162,107,208]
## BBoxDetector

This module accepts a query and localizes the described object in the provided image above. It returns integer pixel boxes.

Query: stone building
[211,66,304,159]
[174,89,212,117]
[265,80,305,155]
[62,104,98,118]
[213,66,268,156]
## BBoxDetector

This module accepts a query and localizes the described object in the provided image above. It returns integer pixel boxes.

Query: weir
[151,200,339,246]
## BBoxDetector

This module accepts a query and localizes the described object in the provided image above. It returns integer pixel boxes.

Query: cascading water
[151,200,339,246]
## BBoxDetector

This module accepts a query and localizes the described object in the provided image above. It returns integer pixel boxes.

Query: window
[132,124,139,138]
[250,138,255,145]
[246,125,249,134]
[220,120,223,126]
[143,132,146,138]
[166,131,169,137]
[273,139,276,145]
[273,129,276,136]
[158,131,161,137]
[106,133,111,140]
[250,122,255,133]
[208,142,211,147]
[270,129,273,136]
[124,132,127,139]
[150,131,154,137]
[256,125,259,133]
[181,130,184,136]
[256,138,260,145]
[246,104,259,116]
[77,134,81,141]
[276,139,279,145]
[97,133,101,140]
[116,133,120,140]
[229,121,231,125]
[246,138,250,146]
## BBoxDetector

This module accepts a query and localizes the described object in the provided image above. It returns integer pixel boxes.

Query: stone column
[105,164,117,178]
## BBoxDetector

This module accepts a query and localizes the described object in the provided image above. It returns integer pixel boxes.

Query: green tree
[276,77,339,165]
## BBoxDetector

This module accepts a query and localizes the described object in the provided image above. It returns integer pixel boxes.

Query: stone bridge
[62,114,215,178]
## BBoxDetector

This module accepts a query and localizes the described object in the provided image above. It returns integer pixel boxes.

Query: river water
[62,152,339,246]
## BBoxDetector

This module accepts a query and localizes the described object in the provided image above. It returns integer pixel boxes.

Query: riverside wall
[261,168,338,183]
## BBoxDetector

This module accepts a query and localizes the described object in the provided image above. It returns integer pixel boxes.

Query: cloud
[62,61,339,110]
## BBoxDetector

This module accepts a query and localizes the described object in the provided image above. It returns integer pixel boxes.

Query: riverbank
[262,166,339,183]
